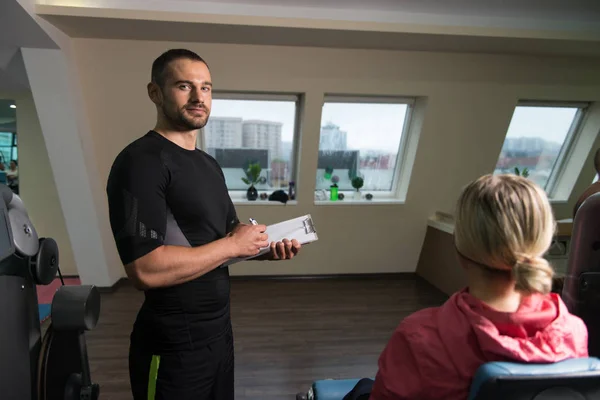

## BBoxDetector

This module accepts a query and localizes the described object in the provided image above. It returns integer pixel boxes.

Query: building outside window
[201,94,299,196]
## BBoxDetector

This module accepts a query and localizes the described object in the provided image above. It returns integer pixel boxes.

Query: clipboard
[223,214,318,266]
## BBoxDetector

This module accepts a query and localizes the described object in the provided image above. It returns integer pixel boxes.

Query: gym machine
[0,184,101,400]
[562,191,600,358]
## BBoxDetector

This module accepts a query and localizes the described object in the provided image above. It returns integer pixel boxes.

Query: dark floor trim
[229,272,418,281]
[85,273,421,292]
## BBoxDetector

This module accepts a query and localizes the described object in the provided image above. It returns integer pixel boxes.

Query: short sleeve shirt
[106,130,239,351]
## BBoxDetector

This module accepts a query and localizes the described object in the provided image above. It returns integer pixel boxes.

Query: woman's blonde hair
[454,174,556,295]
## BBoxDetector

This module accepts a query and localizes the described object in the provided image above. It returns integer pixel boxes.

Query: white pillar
[21,47,122,288]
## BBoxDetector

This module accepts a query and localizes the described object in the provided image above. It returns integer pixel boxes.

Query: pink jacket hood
[370,289,588,400]
[439,289,588,378]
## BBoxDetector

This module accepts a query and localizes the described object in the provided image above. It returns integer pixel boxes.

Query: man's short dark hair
[151,49,208,88]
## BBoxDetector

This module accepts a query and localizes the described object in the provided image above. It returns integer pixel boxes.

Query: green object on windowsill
[330,185,338,201]
[242,162,263,186]
[351,176,364,190]
[330,175,339,201]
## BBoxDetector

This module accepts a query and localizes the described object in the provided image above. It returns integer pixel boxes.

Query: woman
[350,174,589,400]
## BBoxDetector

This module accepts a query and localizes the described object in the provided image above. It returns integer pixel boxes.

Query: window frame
[315,95,416,202]
[198,92,302,202]
[499,100,589,198]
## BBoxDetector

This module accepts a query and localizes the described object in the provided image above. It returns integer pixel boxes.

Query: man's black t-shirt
[106,130,239,353]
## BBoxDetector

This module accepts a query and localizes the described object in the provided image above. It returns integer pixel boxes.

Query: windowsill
[232,199,297,206]
[314,198,404,205]
[427,211,455,234]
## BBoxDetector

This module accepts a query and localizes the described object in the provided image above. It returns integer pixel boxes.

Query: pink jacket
[370,289,589,400]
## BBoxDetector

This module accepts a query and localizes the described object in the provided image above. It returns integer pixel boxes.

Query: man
[106,49,301,400]
[573,148,600,218]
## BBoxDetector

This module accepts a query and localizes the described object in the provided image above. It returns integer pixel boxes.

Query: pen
[249,218,258,225]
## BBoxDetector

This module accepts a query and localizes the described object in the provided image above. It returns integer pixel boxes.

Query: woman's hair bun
[513,253,554,295]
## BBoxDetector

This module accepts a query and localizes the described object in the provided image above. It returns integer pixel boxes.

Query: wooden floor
[84,275,447,400]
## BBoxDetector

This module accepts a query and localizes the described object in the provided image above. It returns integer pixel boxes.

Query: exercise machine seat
[468,357,600,400]
[298,358,600,400]
[562,191,600,357]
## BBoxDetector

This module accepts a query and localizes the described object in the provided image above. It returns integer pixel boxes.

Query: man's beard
[162,102,209,131]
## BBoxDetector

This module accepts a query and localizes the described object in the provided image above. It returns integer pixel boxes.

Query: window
[200,94,300,195]
[315,96,414,198]
[494,101,588,191]
[0,132,17,166]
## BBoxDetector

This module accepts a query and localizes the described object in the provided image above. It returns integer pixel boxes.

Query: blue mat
[39,304,51,322]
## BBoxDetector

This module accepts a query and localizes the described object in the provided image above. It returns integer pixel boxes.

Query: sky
[209,99,580,153]
[506,106,579,144]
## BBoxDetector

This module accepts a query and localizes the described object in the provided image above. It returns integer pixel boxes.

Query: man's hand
[227,223,269,257]
[267,238,301,260]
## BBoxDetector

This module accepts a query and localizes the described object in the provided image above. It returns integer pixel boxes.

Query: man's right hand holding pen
[225,218,268,257]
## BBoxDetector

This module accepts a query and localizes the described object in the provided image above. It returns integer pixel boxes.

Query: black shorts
[129,329,234,400]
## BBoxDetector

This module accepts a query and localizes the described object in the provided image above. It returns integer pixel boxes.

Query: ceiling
[0,1,58,92]
[38,0,600,29]
[170,0,595,15]
[0,99,17,132]
[34,0,600,58]
[0,100,17,120]
[32,16,600,59]
[1,1,56,50]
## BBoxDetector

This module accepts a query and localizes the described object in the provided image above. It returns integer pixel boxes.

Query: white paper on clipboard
[222,214,318,266]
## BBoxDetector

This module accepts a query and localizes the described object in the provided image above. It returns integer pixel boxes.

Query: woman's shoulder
[394,304,446,343]
[399,291,467,329]
[551,293,589,338]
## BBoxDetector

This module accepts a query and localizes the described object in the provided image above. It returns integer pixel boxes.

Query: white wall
[65,39,600,277]
[21,48,122,286]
